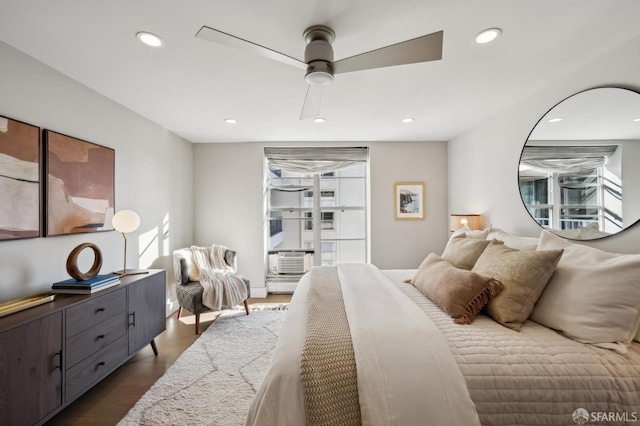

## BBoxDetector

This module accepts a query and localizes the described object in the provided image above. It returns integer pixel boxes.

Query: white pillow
[173,248,200,282]
[550,223,610,240]
[576,223,610,239]
[548,228,582,239]
[450,225,489,240]
[487,228,539,251]
[531,230,640,353]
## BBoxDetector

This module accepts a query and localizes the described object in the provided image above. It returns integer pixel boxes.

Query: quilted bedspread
[382,269,640,426]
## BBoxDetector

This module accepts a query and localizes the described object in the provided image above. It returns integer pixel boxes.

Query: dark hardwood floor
[45,294,291,426]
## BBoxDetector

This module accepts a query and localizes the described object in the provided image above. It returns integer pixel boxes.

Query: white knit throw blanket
[190,245,247,311]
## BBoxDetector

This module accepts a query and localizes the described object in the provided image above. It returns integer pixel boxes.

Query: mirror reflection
[519,87,640,240]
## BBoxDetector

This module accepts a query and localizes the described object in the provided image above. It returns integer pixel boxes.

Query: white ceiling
[530,87,640,141]
[1,0,639,143]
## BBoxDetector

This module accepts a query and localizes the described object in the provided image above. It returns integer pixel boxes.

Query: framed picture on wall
[44,130,115,236]
[394,182,425,220]
[0,115,41,240]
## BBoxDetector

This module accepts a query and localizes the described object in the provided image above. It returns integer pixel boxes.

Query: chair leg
[177,306,183,319]
[195,313,200,335]
[244,299,250,315]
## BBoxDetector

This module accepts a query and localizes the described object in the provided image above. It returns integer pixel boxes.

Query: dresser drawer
[65,335,128,402]
[65,312,127,369]
[66,288,126,337]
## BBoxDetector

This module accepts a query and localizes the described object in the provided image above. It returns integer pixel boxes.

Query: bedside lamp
[112,210,147,276]
[450,214,483,232]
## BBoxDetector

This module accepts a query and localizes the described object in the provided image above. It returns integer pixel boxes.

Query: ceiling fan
[195,25,443,119]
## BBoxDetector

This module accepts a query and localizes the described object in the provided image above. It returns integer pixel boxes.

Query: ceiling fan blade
[300,86,323,120]
[196,26,307,70]
[333,30,443,74]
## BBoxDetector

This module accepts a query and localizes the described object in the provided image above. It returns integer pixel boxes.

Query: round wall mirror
[519,87,640,240]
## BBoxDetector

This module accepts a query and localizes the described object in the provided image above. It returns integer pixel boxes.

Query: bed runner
[301,266,361,426]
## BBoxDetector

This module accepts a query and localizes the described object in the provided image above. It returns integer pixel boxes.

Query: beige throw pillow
[441,236,492,270]
[411,253,503,324]
[531,230,640,352]
[472,240,563,331]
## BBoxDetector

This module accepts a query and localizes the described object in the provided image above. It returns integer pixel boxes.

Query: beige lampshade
[450,214,483,232]
[112,210,140,233]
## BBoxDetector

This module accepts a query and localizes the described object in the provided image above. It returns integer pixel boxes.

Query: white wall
[370,142,449,269]
[448,34,640,253]
[0,41,194,308]
[193,141,448,295]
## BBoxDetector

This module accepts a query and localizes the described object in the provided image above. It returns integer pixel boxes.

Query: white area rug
[118,306,287,426]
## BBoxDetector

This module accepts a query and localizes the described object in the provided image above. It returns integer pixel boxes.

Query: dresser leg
[150,339,159,356]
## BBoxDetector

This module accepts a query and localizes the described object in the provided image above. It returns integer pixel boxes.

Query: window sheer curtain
[264,147,368,173]
[521,145,617,174]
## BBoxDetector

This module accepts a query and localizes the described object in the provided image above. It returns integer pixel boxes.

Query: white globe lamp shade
[112,210,141,233]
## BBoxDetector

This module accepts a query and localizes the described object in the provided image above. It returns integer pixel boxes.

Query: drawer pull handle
[96,307,105,313]
[97,361,106,368]
[53,350,62,371]
[96,334,105,340]
[129,312,136,327]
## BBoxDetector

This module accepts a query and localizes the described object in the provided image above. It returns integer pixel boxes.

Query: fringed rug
[118,305,288,426]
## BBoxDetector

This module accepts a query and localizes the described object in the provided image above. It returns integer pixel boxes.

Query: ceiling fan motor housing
[303,26,335,87]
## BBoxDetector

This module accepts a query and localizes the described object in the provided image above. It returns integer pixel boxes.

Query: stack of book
[52,274,121,294]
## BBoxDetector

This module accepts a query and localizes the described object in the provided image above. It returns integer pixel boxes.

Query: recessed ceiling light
[475,28,502,44]
[402,117,414,123]
[547,117,563,123]
[313,117,326,123]
[136,32,164,48]
[224,118,237,124]
[633,117,640,122]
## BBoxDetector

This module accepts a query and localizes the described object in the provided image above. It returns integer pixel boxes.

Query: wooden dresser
[0,270,166,426]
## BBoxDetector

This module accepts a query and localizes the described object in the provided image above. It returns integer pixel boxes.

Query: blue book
[52,280,121,294]
[52,273,120,288]
[52,279,120,290]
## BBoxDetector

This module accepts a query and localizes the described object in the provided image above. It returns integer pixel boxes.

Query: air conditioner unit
[277,251,306,274]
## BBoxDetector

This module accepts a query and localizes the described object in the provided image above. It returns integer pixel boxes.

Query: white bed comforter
[382,269,640,426]
[245,264,480,426]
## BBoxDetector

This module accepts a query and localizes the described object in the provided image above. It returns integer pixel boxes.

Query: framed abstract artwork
[44,130,115,236]
[0,115,41,240]
[394,182,425,220]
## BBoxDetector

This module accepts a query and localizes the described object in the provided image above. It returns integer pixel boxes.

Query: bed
[246,230,640,426]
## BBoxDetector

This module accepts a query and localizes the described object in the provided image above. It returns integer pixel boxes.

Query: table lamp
[450,214,483,232]
[112,210,147,276]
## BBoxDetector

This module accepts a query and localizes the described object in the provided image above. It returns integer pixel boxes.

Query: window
[304,212,335,230]
[269,218,283,236]
[520,166,622,232]
[264,147,369,288]
[558,169,602,229]
[519,177,551,227]
[519,144,622,233]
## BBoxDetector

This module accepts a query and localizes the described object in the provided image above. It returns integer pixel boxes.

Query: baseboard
[166,297,179,317]
[266,281,297,294]
[250,287,268,298]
